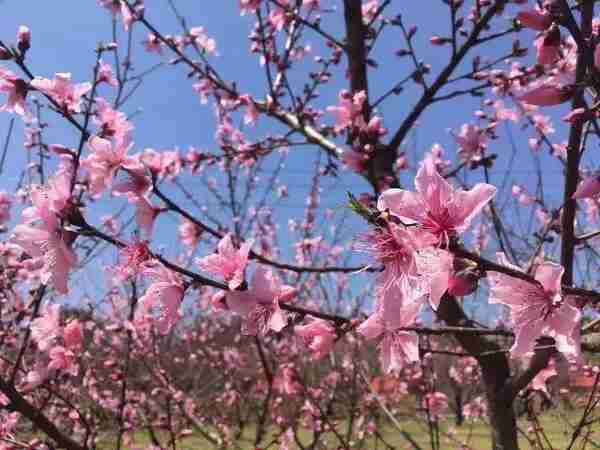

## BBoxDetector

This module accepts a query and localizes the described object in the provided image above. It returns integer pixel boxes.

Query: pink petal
[451,183,497,233]
[573,176,600,199]
[534,262,564,294]
[377,188,423,224]
[414,155,453,214]
[268,303,287,333]
[511,318,544,356]
[357,313,384,340]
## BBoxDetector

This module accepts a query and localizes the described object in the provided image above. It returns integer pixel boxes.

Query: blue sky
[0,1,587,321]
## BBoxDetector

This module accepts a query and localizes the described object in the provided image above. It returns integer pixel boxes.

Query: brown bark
[0,377,86,450]
[437,295,518,450]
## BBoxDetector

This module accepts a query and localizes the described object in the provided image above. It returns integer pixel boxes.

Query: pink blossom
[0,191,12,224]
[112,163,151,199]
[453,123,487,163]
[518,84,573,107]
[573,173,600,199]
[143,33,162,54]
[81,135,133,197]
[422,392,449,419]
[226,266,296,336]
[240,0,261,15]
[189,27,217,54]
[48,345,77,376]
[362,0,380,23]
[113,238,152,281]
[303,0,320,8]
[534,25,561,65]
[415,248,479,310]
[121,1,144,31]
[23,365,49,391]
[140,148,182,180]
[12,176,77,294]
[269,8,288,31]
[517,8,552,31]
[365,115,387,138]
[101,214,120,234]
[63,320,84,350]
[30,73,92,114]
[359,222,437,291]
[97,60,118,87]
[138,262,185,334]
[178,219,202,252]
[0,67,28,115]
[530,361,557,395]
[463,396,487,420]
[192,79,215,104]
[493,100,519,122]
[239,95,260,125]
[99,0,144,31]
[30,304,61,351]
[378,155,496,244]
[488,256,582,358]
[327,90,367,133]
[274,367,303,396]
[94,98,134,144]
[134,196,163,237]
[196,234,252,290]
[341,149,368,173]
[295,319,337,360]
[430,36,449,46]
[357,282,424,373]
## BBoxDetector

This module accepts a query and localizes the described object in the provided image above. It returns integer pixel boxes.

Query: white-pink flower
[295,319,337,360]
[30,304,61,351]
[415,248,479,309]
[81,135,133,197]
[488,256,582,358]
[0,67,27,115]
[138,262,185,334]
[226,266,296,336]
[30,73,92,114]
[378,155,496,244]
[196,234,252,290]
[357,281,424,373]
[12,174,77,294]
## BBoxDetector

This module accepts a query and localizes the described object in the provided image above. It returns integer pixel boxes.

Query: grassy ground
[93,412,596,449]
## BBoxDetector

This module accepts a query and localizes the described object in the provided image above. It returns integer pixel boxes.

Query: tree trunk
[438,295,519,450]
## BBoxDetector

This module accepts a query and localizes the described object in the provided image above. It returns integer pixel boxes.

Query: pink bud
[517,9,552,31]
[429,36,449,46]
[17,25,31,53]
[408,25,418,39]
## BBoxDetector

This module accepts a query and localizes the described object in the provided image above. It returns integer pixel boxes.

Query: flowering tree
[1,0,600,449]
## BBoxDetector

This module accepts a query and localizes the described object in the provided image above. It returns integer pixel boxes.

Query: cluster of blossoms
[354,152,584,371]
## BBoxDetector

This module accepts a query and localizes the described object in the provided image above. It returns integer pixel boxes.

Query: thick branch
[559,0,594,285]
[502,337,554,400]
[0,378,87,450]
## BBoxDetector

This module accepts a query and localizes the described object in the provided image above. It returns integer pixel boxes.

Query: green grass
[92,412,596,449]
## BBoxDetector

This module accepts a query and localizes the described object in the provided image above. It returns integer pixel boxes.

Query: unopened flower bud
[17,26,31,54]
